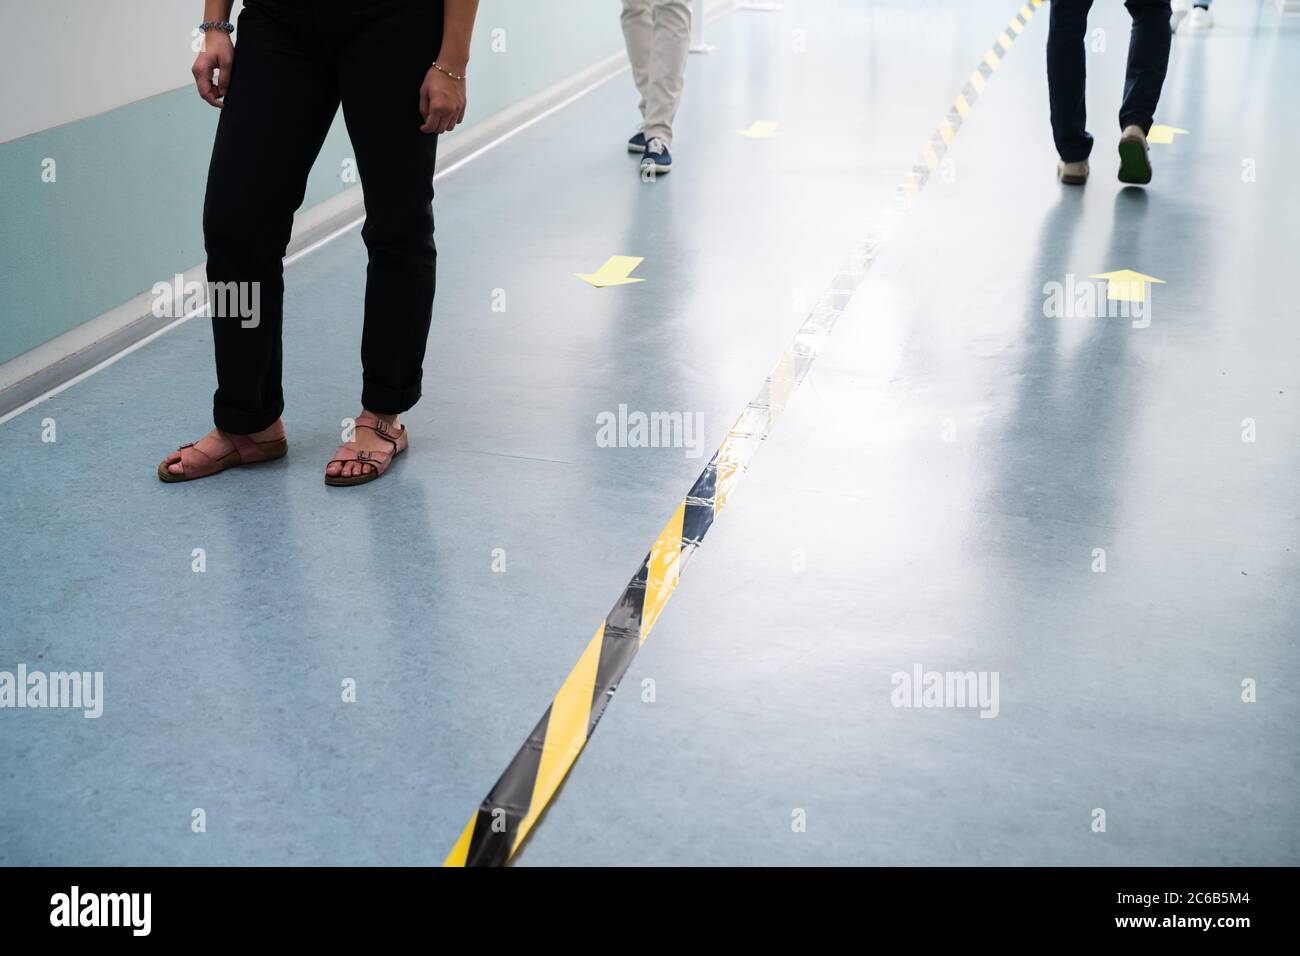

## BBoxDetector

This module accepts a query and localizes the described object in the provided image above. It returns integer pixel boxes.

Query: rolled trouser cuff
[213,392,284,435]
[361,376,422,416]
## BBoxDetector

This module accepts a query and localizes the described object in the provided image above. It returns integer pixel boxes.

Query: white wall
[0,0,245,143]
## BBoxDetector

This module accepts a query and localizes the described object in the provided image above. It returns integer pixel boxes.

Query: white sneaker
[1188,6,1214,32]
[1170,0,1191,32]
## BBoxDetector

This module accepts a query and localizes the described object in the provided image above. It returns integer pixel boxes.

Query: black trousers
[204,0,444,434]
[1046,0,1172,163]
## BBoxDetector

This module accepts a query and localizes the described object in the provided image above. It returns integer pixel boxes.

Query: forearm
[437,0,479,73]
[203,0,235,22]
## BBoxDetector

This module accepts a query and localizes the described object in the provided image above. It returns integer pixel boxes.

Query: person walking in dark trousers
[160,0,479,487]
[1047,0,1172,186]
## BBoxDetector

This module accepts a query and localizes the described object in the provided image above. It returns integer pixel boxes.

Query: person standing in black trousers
[1047,0,1172,186]
[160,0,479,486]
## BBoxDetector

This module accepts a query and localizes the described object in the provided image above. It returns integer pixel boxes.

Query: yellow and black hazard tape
[443,0,1043,868]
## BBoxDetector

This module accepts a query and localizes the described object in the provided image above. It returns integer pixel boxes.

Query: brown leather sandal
[158,431,288,483]
[324,413,408,486]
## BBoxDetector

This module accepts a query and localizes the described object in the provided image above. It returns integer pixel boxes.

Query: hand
[192,30,234,108]
[419,65,466,134]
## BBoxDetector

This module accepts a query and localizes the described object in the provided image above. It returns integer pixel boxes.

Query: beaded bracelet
[199,20,235,34]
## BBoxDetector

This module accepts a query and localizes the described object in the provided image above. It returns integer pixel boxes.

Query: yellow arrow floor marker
[1147,124,1189,145]
[1089,269,1166,303]
[575,255,645,287]
[736,120,780,139]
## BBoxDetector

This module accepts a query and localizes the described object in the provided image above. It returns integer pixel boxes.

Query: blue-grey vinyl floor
[2,0,1297,865]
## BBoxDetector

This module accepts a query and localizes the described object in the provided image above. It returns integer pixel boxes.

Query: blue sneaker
[627,131,647,153]
[640,137,672,175]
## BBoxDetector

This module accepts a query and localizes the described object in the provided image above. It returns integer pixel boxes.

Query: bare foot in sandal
[325,410,408,486]
[159,420,287,482]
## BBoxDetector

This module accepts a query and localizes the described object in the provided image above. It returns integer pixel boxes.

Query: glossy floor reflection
[2,0,1297,866]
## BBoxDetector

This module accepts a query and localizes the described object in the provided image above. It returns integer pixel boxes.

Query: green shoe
[1118,125,1152,185]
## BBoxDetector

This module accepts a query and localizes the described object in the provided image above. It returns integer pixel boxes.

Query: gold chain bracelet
[430,61,467,81]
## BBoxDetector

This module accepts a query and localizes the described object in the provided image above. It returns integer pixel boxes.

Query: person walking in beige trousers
[621,0,692,175]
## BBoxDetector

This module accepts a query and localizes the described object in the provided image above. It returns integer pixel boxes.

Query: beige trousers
[621,0,692,146]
